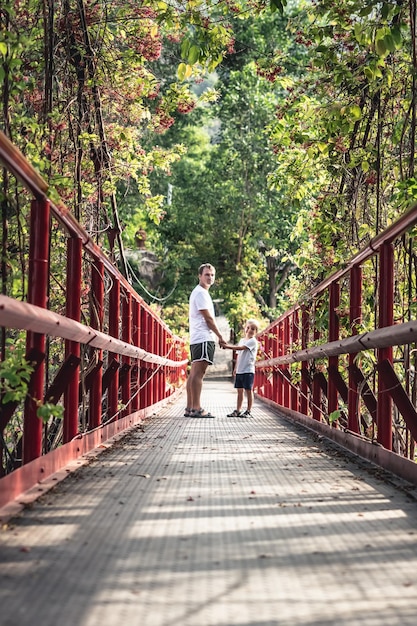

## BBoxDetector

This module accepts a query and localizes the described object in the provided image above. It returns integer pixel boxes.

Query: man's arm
[200,309,225,345]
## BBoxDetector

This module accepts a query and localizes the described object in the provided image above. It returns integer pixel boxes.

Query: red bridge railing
[0,131,188,508]
[255,203,417,482]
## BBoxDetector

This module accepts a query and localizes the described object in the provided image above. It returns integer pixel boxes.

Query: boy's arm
[221,343,248,351]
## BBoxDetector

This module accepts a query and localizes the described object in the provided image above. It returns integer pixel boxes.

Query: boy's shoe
[241,410,252,417]
[227,409,241,417]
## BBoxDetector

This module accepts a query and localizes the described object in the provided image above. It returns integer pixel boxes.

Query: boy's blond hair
[245,319,259,331]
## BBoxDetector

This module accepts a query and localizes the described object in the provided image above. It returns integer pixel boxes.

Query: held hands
[219,337,226,348]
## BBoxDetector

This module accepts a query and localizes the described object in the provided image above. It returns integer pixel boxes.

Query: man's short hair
[198,263,215,275]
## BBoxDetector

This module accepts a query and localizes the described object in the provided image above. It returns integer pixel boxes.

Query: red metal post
[155,321,161,401]
[348,265,362,433]
[131,298,140,412]
[108,277,120,419]
[121,291,132,416]
[300,306,309,416]
[283,316,290,408]
[162,327,168,398]
[377,242,394,449]
[328,282,340,420]
[89,259,104,428]
[140,307,150,409]
[291,309,300,411]
[260,333,270,399]
[148,315,159,406]
[312,300,321,421]
[23,198,50,463]
[268,332,274,400]
[63,236,82,442]
[277,323,284,406]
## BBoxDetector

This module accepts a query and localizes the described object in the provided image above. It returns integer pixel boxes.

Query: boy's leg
[246,388,254,411]
[236,388,244,413]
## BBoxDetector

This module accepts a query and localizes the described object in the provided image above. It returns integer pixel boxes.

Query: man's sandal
[190,408,215,418]
[227,409,241,417]
[184,408,192,417]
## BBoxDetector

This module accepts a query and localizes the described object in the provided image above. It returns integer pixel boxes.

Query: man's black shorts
[190,341,215,364]
[234,372,255,390]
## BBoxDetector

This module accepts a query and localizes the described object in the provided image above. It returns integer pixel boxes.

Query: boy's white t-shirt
[236,337,258,374]
[189,284,215,344]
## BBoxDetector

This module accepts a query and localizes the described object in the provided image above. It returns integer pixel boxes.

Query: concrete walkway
[2,378,417,625]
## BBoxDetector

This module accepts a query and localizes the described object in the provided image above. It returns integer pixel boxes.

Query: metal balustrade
[0,131,188,506]
[255,202,417,476]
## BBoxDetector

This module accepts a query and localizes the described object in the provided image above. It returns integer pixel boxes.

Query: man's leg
[187,360,209,410]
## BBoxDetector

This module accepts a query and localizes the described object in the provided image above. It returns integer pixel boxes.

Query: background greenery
[2,0,417,339]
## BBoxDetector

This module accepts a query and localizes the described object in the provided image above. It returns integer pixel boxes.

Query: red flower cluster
[255,63,283,83]
[177,100,196,114]
[155,109,175,133]
[294,31,313,47]
[134,33,162,61]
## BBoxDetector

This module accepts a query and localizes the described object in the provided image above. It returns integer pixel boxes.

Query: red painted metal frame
[23,198,50,464]
[255,201,417,467]
[0,130,188,508]
[377,242,394,449]
[121,290,132,417]
[328,282,340,420]
[108,278,121,420]
[64,236,82,443]
[348,265,362,434]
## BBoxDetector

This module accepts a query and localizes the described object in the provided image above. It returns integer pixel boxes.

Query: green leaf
[361,160,370,173]
[270,0,286,13]
[2,391,17,404]
[375,38,387,56]
[364,66,374,80]
[349,105,362,120]
[188,45,200,65]
[329,410,341,424]
[381,3,391,19]
[359,5,373,16]
[391,25,402,47]
[177,62,187,81]
[0,42,7,57]
[384,34,395,52]
[180,38,190,60]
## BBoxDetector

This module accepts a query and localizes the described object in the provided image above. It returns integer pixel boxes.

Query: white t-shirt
[235,337,258,374]
[189,284,215,344]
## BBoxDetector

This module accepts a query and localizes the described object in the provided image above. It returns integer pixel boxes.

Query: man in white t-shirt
[185,263,225,418]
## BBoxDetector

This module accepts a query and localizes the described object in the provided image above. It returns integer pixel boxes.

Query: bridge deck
[2,378,417,625]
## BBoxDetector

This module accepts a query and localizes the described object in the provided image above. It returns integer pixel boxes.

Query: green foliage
[0,334,64,424]
[36,401,64,424]
[329,410,341,424]
[0,337,33,405]
[4,0,417,345]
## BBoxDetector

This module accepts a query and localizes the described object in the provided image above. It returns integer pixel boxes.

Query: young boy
[222,319,259,417]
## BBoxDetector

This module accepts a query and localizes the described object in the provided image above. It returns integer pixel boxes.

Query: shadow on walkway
[1,379,417,626]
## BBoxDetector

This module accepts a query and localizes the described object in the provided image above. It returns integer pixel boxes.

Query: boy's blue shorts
[234,373,254,390]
